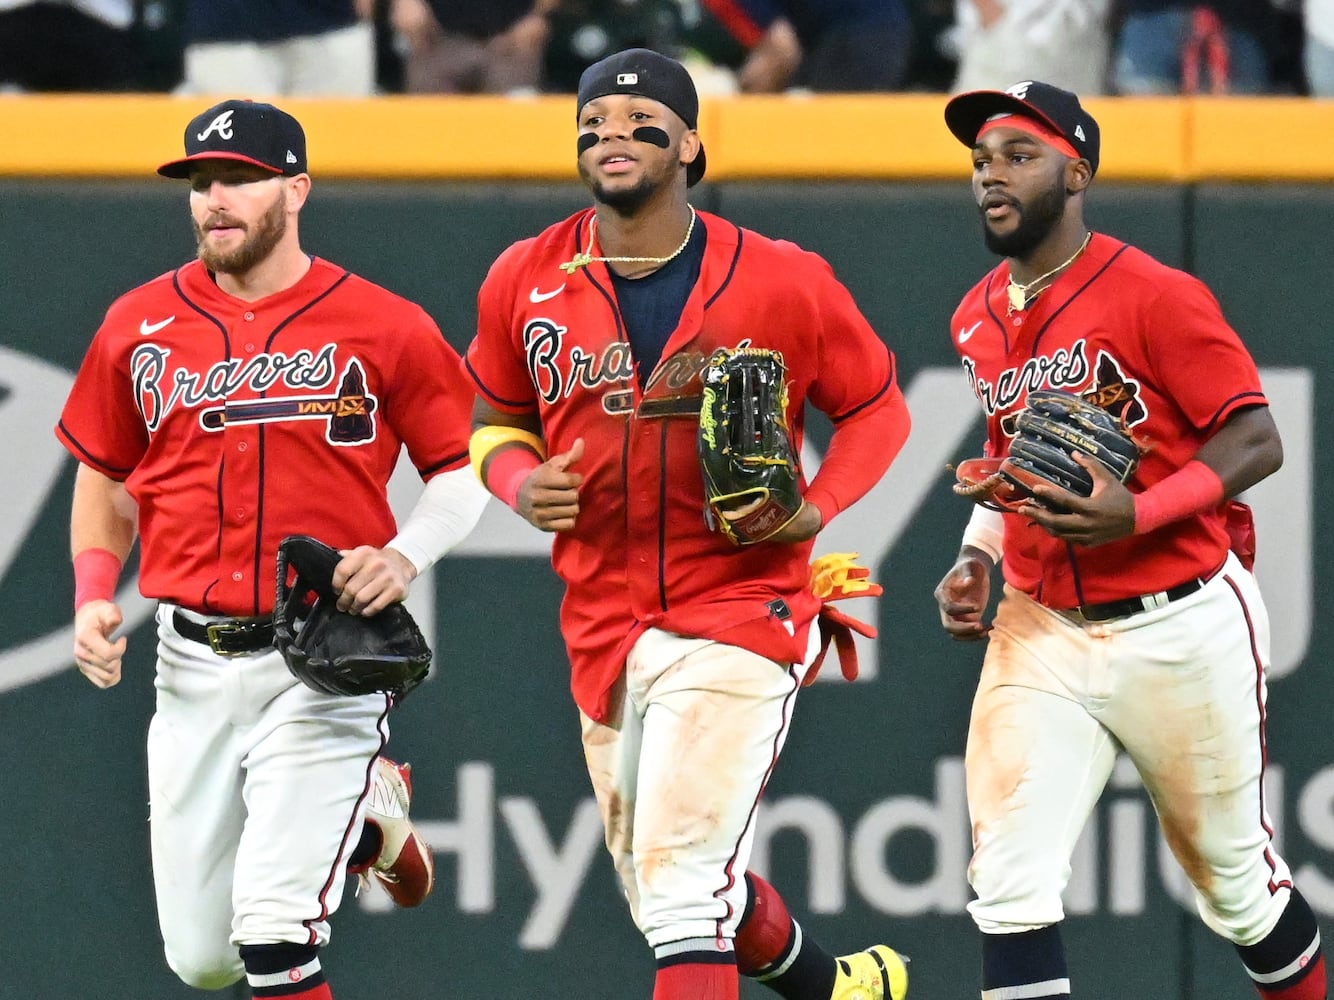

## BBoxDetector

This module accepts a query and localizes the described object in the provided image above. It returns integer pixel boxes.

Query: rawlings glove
[272,535,432,701]
[698,347,804,545]
[953,389,1141,512]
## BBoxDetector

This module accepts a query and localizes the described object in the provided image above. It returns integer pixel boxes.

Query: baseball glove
[953,389,1141,512]
[272,535,432,701]
[698,347,804,545]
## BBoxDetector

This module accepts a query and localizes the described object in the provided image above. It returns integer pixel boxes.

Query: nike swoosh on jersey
[139,316,176,336]
[958,320,983,344]
[529,284,565,304]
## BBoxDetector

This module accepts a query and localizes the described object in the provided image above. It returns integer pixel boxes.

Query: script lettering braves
[962,339,1091,415]
[131,342,340,431]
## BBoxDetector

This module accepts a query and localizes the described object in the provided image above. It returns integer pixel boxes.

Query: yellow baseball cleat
[830,945,909,1000]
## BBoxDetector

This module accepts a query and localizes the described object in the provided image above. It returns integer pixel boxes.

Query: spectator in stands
[703,0,914,92]
[389,0,557,94]
[0,0,137,90]
[949,0,1113,94]
[1306,0,1334,94]
[180,0,376,97]
[542,0,683,93]
[1111,1,1279,93]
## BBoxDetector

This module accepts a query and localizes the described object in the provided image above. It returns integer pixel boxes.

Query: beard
[194,192,287,274]
[578,152,677,215]
[981,181,1067,258]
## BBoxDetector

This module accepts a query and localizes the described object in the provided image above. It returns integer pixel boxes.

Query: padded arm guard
[698,347,804,545]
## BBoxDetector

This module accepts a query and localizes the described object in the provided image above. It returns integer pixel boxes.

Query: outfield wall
[0,94,1331,1000]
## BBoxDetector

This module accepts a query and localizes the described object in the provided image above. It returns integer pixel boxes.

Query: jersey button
[237,441,248,452]
[233,508,246,522]
[231,571,243,582]
[244,343,257,354]
[243,311,255,321]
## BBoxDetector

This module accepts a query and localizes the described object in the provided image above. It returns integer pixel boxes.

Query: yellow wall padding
[0,93,1329,182]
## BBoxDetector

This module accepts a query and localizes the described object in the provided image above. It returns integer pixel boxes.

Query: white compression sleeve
[388,466,491,575]
[960,503,1004,565]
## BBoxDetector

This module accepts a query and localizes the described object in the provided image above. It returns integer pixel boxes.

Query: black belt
[172,610,274,656]
[1072,578,1206,623]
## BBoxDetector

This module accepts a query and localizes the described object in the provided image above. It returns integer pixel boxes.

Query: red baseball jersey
[468,208,903,722]
[951,232,1267,608]
[57,257,472,616]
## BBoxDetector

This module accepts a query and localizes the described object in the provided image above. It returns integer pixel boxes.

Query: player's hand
[334,545,418,616]
[1019,452,1136,547]
[934,551,993,640]
[73,599,128,688]
[764,500,823,544]
[518,438,584,533]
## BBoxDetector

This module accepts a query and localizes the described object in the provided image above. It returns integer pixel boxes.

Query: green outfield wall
[1,177,1331,1000]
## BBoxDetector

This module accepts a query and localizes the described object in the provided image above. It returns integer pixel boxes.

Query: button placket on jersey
[215,310,265,609]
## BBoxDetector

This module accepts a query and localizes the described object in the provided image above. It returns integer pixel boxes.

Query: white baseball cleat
[356,756,434,908]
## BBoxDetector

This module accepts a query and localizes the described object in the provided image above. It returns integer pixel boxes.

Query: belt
[172,610,274,656]
[1072,578,1206,623]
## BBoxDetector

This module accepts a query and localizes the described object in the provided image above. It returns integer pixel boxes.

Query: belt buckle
[205,621,248,657]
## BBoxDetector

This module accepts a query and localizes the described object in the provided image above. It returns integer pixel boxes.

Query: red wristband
[1133,460,1225,535]
[74,547,123,611]
[485,445,543,511]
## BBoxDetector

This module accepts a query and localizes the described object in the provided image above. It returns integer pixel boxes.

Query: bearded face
[192,184,289,275]
[980,172,1068,259]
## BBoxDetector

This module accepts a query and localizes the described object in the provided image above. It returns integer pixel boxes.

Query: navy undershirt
[608,220,707,389]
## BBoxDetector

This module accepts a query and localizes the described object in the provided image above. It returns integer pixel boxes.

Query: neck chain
[559,207,697,275]
[1006,231,1092,314]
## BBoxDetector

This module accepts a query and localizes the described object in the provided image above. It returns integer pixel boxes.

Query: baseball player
[933,81,1327,1000]
[56,100,489,998]
[466,47,912,1000]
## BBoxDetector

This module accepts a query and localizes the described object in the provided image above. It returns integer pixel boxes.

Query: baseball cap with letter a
[944,80,1100,175]
[157,99,307,179]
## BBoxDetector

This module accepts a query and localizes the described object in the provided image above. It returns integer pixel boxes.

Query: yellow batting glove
[810,552,884,601]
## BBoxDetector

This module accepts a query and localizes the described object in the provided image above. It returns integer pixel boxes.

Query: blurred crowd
[0,0,1329,98]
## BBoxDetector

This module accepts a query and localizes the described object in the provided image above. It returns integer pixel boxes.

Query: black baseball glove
[272,535,431,701]
[698,347,804,545]
[953,389,1141,512]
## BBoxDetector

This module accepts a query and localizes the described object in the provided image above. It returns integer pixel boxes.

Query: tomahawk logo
[1006,81,1033,100]
[197,110,235,142]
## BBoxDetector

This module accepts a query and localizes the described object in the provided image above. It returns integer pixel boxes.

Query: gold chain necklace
[559,207,697,275]
[1006,231,1092,314]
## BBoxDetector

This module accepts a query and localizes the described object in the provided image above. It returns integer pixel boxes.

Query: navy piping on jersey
[1030,245,1129,356]
[833,364,895,423]
[466,356,536,411]
[419,450,469,478]
[702,222,743,311]
[173,265,352,614]
[55,424,136,478]
[1204,392,1268,436]
[656,422,670,611]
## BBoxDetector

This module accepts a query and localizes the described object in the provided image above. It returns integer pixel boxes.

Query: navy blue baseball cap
[945,80,1100,175]
[157,99,307,179]
[576,48,707,186]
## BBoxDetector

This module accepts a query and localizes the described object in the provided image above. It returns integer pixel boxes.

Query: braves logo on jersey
[130,341,377,444]
[522,317,759,417]
[964,340,1147,434]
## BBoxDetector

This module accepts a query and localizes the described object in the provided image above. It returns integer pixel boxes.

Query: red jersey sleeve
[1143,274,1267,433]
[466,239,540,414]
[383,302,473,479]
[56,300,149,479]
[801,257,905,520]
